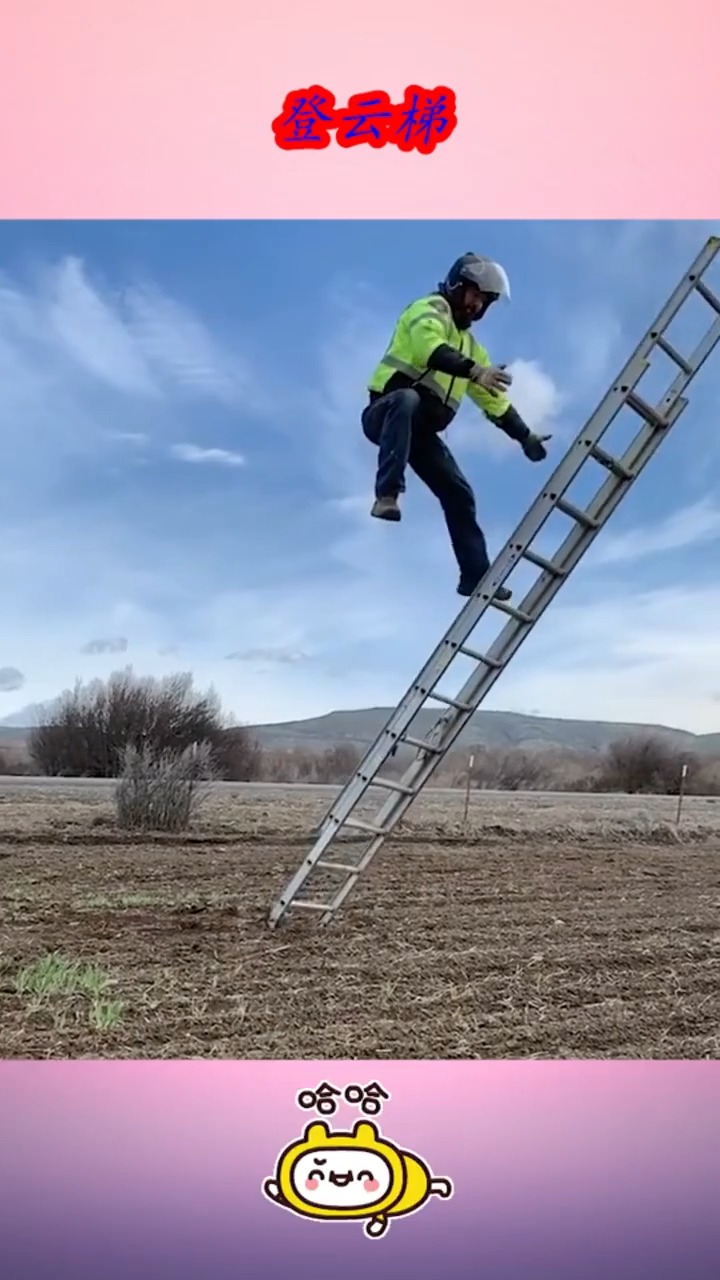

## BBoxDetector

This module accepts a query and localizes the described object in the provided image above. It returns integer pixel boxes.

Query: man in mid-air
[362,252,550,600]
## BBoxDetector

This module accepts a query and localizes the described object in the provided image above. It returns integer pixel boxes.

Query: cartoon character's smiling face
[274,1121,405,1219]
[291,1147,393,1209]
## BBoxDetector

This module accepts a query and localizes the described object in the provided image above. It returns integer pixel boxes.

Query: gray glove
[468,362,513,396]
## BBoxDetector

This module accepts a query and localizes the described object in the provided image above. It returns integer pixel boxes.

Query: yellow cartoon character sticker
[263,1118,453,1238]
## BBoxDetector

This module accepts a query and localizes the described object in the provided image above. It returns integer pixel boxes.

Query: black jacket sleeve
[426,343,476,378]
[495,403,530,443]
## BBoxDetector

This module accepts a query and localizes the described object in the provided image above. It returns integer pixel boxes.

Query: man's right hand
[469,363,513,395]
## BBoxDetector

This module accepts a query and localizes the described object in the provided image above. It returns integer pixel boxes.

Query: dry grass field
[1,780,719,1060]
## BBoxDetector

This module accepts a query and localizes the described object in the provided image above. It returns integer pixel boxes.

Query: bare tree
[596,734,691,794]
[212,726,264,781]
[314,744,362,783]
[28,668,263,780]
[258,743,362,783]
[465,745,547,791]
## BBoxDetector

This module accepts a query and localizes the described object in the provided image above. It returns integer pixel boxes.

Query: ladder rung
[555,497,600,529]
[695,279,720,315]
[589,445,634,480]
[458,644,504,668]
[424,689,472,711]
[625,390,667,429]
[655,334,692,374]
[521,547,566,577]
[343,816,389,836]
[290,899,334,911]
[319,861,363,873]
[371,774,417,796]
[490,598,534,624]
[400,734,443,754]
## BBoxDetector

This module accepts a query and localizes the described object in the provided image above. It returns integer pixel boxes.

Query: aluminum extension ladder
[269,234,720,929]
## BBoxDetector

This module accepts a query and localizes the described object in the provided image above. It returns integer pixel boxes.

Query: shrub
[595,733,690,794]
[115,740,217,832]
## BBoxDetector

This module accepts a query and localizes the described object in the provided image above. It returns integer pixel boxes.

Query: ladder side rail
[405,398,695,763]
[359,300,719,813]
[310,244,720,836]
[317,832,388,925]
[269,822,351,921]
[324,358,714,871]
[652,317,720,412]
[270,239,720,927]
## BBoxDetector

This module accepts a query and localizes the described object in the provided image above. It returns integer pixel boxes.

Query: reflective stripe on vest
[379,354,463,413]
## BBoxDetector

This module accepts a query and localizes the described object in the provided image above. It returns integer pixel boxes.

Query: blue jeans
[361,387,491,584]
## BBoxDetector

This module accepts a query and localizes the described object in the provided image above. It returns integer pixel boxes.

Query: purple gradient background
[2,1061,719,1278]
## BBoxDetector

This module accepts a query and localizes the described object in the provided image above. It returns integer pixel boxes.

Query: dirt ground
[1,783,719,1059]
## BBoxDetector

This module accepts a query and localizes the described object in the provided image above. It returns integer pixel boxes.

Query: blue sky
[1,219,719,732]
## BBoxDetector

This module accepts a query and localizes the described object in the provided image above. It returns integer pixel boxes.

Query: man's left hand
[522,432,551,462]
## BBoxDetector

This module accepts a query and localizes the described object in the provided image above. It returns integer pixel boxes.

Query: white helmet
[446,252,511,301]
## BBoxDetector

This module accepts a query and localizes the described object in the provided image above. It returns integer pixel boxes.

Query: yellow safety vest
[368,292,510,421]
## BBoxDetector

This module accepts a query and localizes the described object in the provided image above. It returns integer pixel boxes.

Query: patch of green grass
[75,890,235,911]
[17,953,109,999]
[78,892,163,910]
[89,998,125,1031]
[15,953,124,1033]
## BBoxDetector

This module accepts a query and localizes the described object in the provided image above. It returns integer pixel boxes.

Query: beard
[455,310,478,330]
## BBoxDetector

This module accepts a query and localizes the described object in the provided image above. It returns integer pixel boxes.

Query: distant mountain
[0,703,47,729]
[249,707,720,757]
[2,706,719,757]
[0,726,33,742]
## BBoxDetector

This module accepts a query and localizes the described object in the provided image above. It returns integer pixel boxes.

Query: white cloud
[591,498,720,566]
[564,306,624,389]
[0,666,25,693]
[0,255,272,513]
[226,647,308,664]
[123,283,245,402]
[170,443,246,467]
[107,431,148,444]
[0,255,261,419]
[81,637,129,655]
[0,260,421,727]
[44,257,158,395]
[495,583,720,733]
[508,358,565,430]
[538,221,719,298]
[533,221,720,412]
[452,356,565,460]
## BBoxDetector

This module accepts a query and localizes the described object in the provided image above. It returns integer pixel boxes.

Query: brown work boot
[371,496,401,522]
